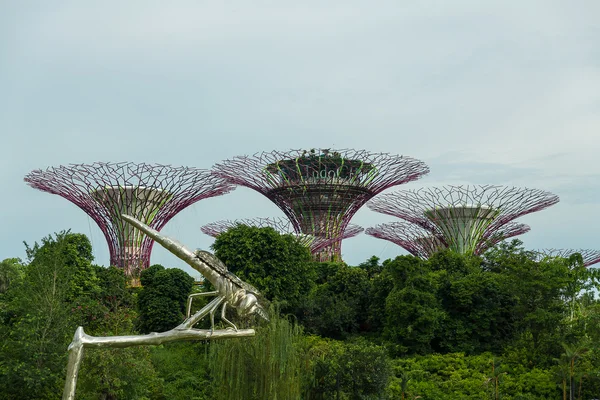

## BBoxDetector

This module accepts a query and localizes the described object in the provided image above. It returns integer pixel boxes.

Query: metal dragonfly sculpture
[63,214,269,400]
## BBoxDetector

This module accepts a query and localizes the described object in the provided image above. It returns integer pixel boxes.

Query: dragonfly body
[121,214,268,327]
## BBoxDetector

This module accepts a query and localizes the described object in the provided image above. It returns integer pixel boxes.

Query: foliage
[389,353,557,400]
[76,266,162,399]
[0,258,25,329]
[302,262,371,338]
[94,265,135,313]
[212,224,315,313]
[0,232,100,399]
[384,255,445,355]
[137,265,194,333]
[0,258,25,294]
[433,251,516,354]
[381,243,587,362]
[484,241,573,366]
[303,336,391,399]
[150,342,212,400]
[365,259,394,333]
[77,345,161,400]
[208,313,305,400]
[358,256,385,279]
[1,230,600,399]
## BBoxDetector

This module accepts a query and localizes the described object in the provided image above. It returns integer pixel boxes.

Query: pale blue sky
[2,1,599,278]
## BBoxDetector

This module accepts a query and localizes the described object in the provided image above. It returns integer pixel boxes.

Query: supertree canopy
[535,249,600,267]
[212,148,429,261]
[25,162,233,282]
[367,185,559,255]
[366,220,530,259]
[201,217,364,257]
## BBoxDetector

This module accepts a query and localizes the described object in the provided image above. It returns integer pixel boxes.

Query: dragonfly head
[236,292,269,321]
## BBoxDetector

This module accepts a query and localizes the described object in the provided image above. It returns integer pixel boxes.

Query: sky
[1,1,599,279]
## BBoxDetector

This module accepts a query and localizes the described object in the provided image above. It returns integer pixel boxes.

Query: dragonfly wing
[195,250,262,295]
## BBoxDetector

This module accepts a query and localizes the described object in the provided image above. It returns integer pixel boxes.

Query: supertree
[534,249,600,267]
[212,148,429,261]
[367,185,559,255]
[201,217,364,256]
[25,162,233,283]
[366,220,531,259]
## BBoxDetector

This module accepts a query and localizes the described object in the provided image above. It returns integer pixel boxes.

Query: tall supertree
[367,185,559,255]
[535,249,600,267]
[25,162,233,283]
[212,148,429,261]
[201,217,364,257]
[366,220,530,259]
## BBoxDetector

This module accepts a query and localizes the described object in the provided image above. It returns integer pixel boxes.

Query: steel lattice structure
[366,220,530,259]
[201,217,364,255]
[212,148,429,261]
[534,249,600,267]
[367,185,559,255]
[25,162,233,281]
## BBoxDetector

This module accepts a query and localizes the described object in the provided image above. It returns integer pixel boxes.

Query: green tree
[391,353,557,399]
[150,342,212,400]
[366,261,394,333]
[75,265,162,400]
[559,342,588,400]
[0,232,100,399]
[432,251,516,354]
[485,358,507,400]
[212,225,316,313]
[95,265,135,313]
[0,258,25,330]
[304,336,390,400]
[137,265,194,333]
[303,262,371,338]
[384,255,445,355]
[0,258,24,294]
[485,241,572,366]
[358,255,384,279]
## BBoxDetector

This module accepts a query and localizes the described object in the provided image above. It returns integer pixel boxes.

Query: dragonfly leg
[208,297,224,333]
[220,303,238,331]
[186,291,219,318]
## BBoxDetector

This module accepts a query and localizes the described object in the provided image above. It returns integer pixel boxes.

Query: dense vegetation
[1,227,599,399]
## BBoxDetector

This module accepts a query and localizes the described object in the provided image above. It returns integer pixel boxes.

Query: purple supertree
[201,217,363,256]
[367,185,558,255]
[366,220,530,259]
[213,148,429,261]
[25,162,233,282]
[535,249,600,267]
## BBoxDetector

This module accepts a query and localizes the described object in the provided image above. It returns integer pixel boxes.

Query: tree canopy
[2,229,600,399]
[212,224,315,313]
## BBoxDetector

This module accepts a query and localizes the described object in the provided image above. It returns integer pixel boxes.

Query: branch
[63,310,255,400]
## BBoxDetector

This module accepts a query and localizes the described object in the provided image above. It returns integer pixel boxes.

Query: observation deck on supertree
[24,162,233,283]
[534,249,600,267]
[366,220,530,259]
[367,185,559,256]
[201,217,364,259]
[212,148,429,261]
